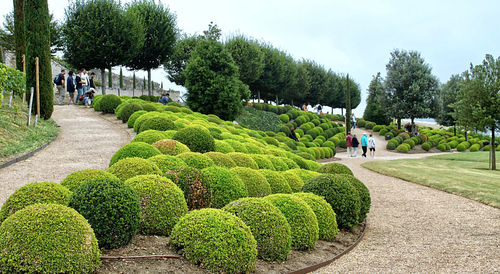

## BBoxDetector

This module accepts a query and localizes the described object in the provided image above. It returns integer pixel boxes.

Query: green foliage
[263,194,319,251]
[268,155,289,171]
[61,169,118,192]
[259,169,292,194]
[228,152,259,169]
[0,182,71,223]
[132,129,167,144]
[214,139,235,153]
[397,143,411,153]
[164,34,201,86]
[152,139,190,155]
[363,72,391,125]
[148,154,187,174]
[173,126,215,153]
[109,141,161,166]
[69,178,141,249]
[0,63,25,97]
[177,152,215,169]
[249,154,276,170]
[281,171,304,192]
[279,113,290,123]
[387,139,399,150]
[223,198,291,261]
[166,166,211,210]
[170,208,257,273]
[201,166,248,208]
[336,174,371,222]
[231,167,272,197]
[120,103,143,123]
[0,204,100,273]
[204,151,237,168]
[124,175,187,236]
[422,142,432,151]
[225,35,265,87]
[235,106,282,132]
[99,94,122,113]
[469,143,480,152]
[316,162,354,176]
[293,192,339,241]
[139,116,175,133]
[108,157,162,181]
[285,169,321,183]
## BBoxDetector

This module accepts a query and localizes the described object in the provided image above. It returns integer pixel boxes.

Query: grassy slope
[0,97,59,164]
[362,152,500,208]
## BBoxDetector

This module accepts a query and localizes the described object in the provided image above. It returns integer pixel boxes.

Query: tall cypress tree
[119,66,123,89]
[14,0,25,71]
[25,0,53,119]
[108,67,112,88]
[345,74,351,134]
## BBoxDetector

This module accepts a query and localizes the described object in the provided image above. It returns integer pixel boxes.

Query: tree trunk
[258,91,261,102]
[491,126,496,170]
[465,130,468,141]
[397,118,401,129]
[101,69,106,95]
[411,117,414,124]
[345,74,351,135]
[14,0,25,71]
[148,69,152,96]
[275,95,278,105]
[340,108,343,116]
[453,124,456,136]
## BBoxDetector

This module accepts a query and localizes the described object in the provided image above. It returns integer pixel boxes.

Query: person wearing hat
[352,133,359,157]
[81,88,96,107]
[361,133,368,157]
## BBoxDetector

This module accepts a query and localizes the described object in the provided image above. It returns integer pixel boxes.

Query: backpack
[53,74,61,85]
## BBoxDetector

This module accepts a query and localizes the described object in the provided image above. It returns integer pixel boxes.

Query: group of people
[158,92,171,105]
[54,69,96,107]
[346,132,376,158]
[301,103,323,115]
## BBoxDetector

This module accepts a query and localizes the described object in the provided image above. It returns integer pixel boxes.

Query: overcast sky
[2,0,499,115]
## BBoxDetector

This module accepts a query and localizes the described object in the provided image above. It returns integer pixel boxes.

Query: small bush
[259,169,292,194]
[109,142,161,167]
[437,143,448,151]
[108,157,162,181]
[422,142,432,151]
[204,152,237,168]
[249,154,276,170]
[264,136,280,147]
[214,140,235,153]
[285,169,321,183]
[0,182,71,223]
[166,167,211,210]
[263,194,319,251]
[268,155,289,171]
[386,139,399,150]
[120,103,143,123]
[228,152,259,169]
[148,154,187,174]
[201,166,248,208]
[396,143,411,153]
[173,126,215,153]
[316,162,354,175]
[99,94,122,113]
[60,169,118,192]
[469,143,480,152]
[457,143,467,151]
[223,198,291,261]
[170,209,257,273]
[293,192,339,241]
[127,110,147,128]
[281,171,304,192]
[231,167,272,197]
[125,175,188,236]
[152,139,191,156]
[69,178,141,249]
[177,152,215,169]
[336,174,371,222]
[132,130,167,144]
[0,204,100,273]
[138,116,175,133]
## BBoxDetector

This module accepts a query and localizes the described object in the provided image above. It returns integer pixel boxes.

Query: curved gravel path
[315,133,500,272]
[0,105,133,206]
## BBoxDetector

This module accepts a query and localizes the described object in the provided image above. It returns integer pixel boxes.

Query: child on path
[352,134,359,157]
[361,133,368,157]
[368,134,376,158]
[346,132,353,157]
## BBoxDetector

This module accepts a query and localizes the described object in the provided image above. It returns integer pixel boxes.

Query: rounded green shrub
[244,142,264,154]
[132,130,167,144]
[148,154,187,174]
[457,143,467,151]
[316,162,354,176]
[228,152,259,169]
[281,171,304,192]
[60,169,118,192]
[422,142,432,151]
[279,114,290,123]
[396,143,411,153]
[0,182,71,223]
[259,169,292,194]
[201,166,248,208]
[127,110,147,128]
[152,139,190,156]
[133,112,161,132]
[263,194,319,251]
[223,198,291,261]
[268,155,289,171]
[336,174,371,222]
[469,143,480,152]
[264,136,280,147]
[231,167,272,197]
[120,103,143,123]
[223,139,248,153]
[304,159,322,170]
[285,169,321,183]
[166,167,211,210]
[204,152,237,168]
[214,140,235,153]
[141,103,158,112]
[386,139,399,150]
[138,116,175,133]
[293,192,339,241]
[173,126,215,153]
[249,154,276,170]
[109,142,161,167]
[302,174,361,230]
[280,156,300,169]
[108,157,162,181]
[125,175,188,236]
[0,204,100,273]
[177,152,215,169]
[68,178,141,249]
[437,143,448,151]
[170,208,257,273]
[99,94,122,113]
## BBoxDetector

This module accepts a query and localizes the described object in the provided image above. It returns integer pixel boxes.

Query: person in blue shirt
[158,92,170,105]
[361,133,368,158]
[66,71,76,105]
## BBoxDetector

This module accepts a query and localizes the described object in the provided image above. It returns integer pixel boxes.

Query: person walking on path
[89,72,96,90]
[75,70,84,104]
[54,69,66,105]
[368,133,376,158]
[352,134,360,157]
[361,133,368,157]
[66,71,76,105]
[351,112,356,129]
[346,132,353,157]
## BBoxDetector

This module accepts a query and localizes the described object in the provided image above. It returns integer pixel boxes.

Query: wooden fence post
[35,57,40,119]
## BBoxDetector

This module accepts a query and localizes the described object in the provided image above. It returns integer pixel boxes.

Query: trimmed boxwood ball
[397,143,411,153]
[60,169,118,192]
[231,167,272,197]
[316,162,354,176]
[124,175,188,236]
[285,168,321,183]
[132,130,167,144]
[204,152,237,168]
[223,198,291,261]
[139,116,175,133]
[120,103,143,123]
[214,140,235,153]
[279,113,290,123]
[422,142,432,151]
[227,152,259,169]
[152,139,190,156]
[293,192,339,241]
[201,166,248,208]
[337,174,371,222]
[264,136,280,147]
[281,172,304,192]
[170,208,257,273]
[0,204,101,273]
[305,159,322,170]
[142,103,158,112]
[177,152,215,169]
[268,155,289,171]
[148,154,187,175]
[133,112,161,132]
[302,174,361,230]
[173,126,215,153]
[0,182,71,223]
[69,178,141,249]
[109,142,161,167]
[99,94,122,113]
[166,167,211,210]
[259,169,292,194]
[263,194,319,251]
[127,110,147,128]
[108,157,162,181]
[249,154,276,170]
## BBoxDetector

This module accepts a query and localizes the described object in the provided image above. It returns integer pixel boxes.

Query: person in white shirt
[368,134,376,158]
[306,103,313,112]
[351,112,356,129]
[81,69,89,94]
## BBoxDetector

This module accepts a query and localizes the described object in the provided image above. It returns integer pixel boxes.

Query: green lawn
[362,152,500,208]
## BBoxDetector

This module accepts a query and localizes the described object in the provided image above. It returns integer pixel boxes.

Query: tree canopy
[436,74,462,129]
[363,72,391,125]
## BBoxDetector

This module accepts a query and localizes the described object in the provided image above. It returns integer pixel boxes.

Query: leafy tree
[384,49,440,128]
[63,0,144,94]
[363,73,391,125]
[0,13,15,51]
[125,0,177,95]
[163,34,201,86]
[287,60,311,106]
[13,0,25,71]
[302,60,327,105]
[225,36,264,89]
[333,75,361,114]
[203,21,221,41]
[323,71,343,112]
[184,39,249,120]
[436,74,462,135]
[25,0,53,119]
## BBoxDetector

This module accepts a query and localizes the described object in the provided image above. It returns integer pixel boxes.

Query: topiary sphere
[124,175,188,236]
[0,182,72,223]
[268,156,289,171]
[68,178,141,249]
[281,172,304,192]
[109,142,161,167]
[120,103,143,123]
[152,139,190,155]
[170,208,257,273]
[337,174,371,223]
[133,112,161,132]
[99,94,122,113]
[244,142,264,154]
[60,169,119,192]
[249,154,276,170]
[285,169,321,183]
[316,162,354,176]
[173,126,215,153]
[166,167,211,210]
[259,169,292,194]
[148,154,187,175]
[201,166,248,208]
[223,198,291,261]
[227,152,259,169]
[204,152,237,168]
[127,110,148,128]
[301,174,361,230]
[139,116,175,133]
[132,130,167,144]
[0,204,101,273]
[108,157,162,182]
[224,139,249,153]
[280,156,300,169]
[293,192,339,241]
[263,194,319,251]
[214,140,235,153]
[142,103,158,112]
[176,152,215,169]
[231,167,272,197]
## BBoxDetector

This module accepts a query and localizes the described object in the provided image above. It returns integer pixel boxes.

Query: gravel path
[0,105,133,206]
